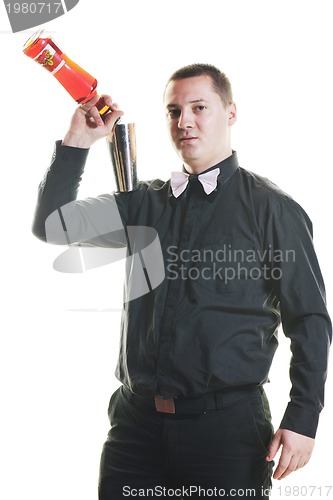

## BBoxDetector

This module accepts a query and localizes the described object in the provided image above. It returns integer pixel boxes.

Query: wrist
[62,131,92,149]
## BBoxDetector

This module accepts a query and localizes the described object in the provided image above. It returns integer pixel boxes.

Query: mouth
[179,136,197,144]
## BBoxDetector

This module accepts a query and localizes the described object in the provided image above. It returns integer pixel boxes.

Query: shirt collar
[181,151,239,188]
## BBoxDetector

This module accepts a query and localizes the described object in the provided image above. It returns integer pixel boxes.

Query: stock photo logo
[3,1,80,33]
[44,201,165,303]
[52,227,165,303]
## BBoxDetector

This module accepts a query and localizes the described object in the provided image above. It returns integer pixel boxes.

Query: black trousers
[99,385,274,499]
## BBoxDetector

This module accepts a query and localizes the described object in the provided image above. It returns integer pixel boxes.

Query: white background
[0,1,332,499]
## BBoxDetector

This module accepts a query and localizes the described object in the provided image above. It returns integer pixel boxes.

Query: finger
[266,431,281,461]
[79,100,105,127]
[276,455,300,480]
[294,453,311,471]
[95,96,123,125]
[78,94,101,115]
[272,448,293,480]
[87,104,105,126]
[77,93,124,131]
[97,95,119,114]
[104,109,124,131]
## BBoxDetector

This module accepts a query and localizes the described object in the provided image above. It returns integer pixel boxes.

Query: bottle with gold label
[23,29,110,116]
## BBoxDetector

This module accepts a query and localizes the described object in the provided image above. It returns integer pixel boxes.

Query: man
[32,64,331,499]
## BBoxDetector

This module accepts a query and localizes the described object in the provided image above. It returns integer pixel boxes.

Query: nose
[177,110,194,129]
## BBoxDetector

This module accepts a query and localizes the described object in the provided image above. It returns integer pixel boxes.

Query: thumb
[266,429,282,461]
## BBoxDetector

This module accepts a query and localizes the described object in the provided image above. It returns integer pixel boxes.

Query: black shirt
[33,141,332,438]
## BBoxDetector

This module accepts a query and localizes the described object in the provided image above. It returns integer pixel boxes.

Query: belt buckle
[154,395,176,414]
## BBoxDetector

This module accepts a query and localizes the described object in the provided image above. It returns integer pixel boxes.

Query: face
[164,75,237,173]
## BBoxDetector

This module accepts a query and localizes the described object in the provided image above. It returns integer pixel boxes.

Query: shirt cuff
[50,140,90,174]
[279,402,319,438]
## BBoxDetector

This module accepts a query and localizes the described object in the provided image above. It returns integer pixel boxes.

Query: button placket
[157,182,204,390]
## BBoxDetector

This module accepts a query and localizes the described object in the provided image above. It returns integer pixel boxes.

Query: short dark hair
[166,63,233,107]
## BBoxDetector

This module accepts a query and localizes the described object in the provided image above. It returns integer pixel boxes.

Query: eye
[194,105,206,112]
[167,109,181,119]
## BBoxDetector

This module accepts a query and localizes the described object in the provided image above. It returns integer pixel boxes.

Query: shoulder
[113,177,171,212]
[237,166,312,230]
[138,178,170,192]
[238,167,291,202]
[239,167,306,210]
[115,178,170,200]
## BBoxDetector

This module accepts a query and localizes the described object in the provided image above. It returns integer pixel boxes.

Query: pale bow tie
[170,168,220,198]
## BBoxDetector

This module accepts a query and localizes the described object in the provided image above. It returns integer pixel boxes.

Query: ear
[228,102,237,126]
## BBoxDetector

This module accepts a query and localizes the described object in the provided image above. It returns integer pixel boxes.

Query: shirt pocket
[190,236,265,295]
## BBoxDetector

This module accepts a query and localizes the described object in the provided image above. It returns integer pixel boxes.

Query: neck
[184,149,233,175]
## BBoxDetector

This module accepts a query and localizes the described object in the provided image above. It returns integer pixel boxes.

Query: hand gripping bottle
[23,29,110,117]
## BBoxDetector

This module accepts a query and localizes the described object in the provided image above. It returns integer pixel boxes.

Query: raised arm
[32,96,126,244]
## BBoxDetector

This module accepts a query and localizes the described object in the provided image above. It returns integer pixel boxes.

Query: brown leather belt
[154,385,260,415]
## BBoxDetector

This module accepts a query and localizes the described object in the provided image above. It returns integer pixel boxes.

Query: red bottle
[23,29,110,116]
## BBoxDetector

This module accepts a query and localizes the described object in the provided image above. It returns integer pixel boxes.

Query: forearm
[279,312,331,438]
[32,140,130,249]
[32,141,89,240]
[266,198,332,438]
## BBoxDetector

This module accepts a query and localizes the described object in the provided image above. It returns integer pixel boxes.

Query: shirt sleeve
[32,141,129,247]
[33,140,89,240]
[264,196,332,438]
